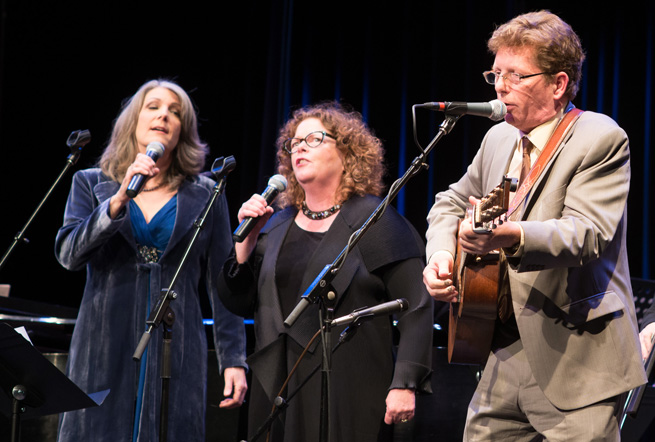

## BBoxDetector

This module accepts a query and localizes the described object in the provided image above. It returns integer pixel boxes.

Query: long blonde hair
[99,79,208,188]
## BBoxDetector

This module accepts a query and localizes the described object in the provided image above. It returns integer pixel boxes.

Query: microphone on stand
[66,129,92,148]
[330,298,409,327]
[420,99,507,121]
[233,174,288,242]
[126,142,166,198]
[208,156,237,181]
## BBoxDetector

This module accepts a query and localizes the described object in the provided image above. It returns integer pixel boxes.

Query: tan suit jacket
[426,109,647,410]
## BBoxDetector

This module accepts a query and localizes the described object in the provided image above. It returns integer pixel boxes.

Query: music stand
[0,323,106,442]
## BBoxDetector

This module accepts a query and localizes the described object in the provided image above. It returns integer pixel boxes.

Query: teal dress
[129,196,177,442]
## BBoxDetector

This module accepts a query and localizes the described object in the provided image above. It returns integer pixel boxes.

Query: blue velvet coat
[55,168,247,442]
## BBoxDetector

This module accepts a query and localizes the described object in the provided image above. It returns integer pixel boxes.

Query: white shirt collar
[518,102,571,153]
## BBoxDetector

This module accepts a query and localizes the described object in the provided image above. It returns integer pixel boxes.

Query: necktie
[498,137,533,323]
[519,136,534,187]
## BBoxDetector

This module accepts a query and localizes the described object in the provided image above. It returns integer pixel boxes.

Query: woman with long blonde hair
[56,79,247,442]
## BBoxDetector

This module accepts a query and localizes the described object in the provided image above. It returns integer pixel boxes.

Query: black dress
[219,194,433,442]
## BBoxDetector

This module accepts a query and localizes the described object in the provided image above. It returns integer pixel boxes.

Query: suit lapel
[298,213,362,305]
[488,130,518,194]
[258,201,367,350]
[256,210,295,345]
[161,180,209,261]
[284,205,365,350]
[521,122,579,219]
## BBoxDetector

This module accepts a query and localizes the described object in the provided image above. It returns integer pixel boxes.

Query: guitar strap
[498,106,584,322]
[508,107,584,219]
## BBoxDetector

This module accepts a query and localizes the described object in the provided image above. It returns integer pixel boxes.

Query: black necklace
[301,201,341,220]
[143,182,165,192]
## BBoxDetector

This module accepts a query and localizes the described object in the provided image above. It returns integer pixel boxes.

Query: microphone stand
[283,111,462,442]
[0,130,90,273]
[319,291,336,442]
[132,156,236,442]
[245,321,367,442]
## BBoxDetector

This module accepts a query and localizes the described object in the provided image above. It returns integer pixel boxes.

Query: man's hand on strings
[459,196,521,255]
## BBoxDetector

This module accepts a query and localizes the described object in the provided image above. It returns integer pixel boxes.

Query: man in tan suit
[423,10,647,441]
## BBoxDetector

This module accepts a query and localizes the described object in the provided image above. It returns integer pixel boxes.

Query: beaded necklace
[301,201,341,220]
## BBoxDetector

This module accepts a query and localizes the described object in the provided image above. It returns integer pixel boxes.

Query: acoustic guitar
[448,176,518,365]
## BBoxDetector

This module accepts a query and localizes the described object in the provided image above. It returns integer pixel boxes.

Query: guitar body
[448,248,500,365]
[447,176,517,365]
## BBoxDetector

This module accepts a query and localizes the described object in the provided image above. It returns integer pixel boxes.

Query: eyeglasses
[482,70,552,86]
[283,131,337,154]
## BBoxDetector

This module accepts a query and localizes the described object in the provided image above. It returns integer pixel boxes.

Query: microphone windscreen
[489,100,507,121]
[268,174,288,192]
[146,141,166,157]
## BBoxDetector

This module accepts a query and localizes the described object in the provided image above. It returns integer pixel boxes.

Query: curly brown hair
[275,102,386,210]
[487,10,585,100]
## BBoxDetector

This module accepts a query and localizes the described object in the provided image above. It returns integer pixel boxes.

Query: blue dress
[129,196,176,441]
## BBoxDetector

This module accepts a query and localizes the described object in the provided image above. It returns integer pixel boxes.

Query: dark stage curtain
[0,2,654,441]
[0,0,652,307]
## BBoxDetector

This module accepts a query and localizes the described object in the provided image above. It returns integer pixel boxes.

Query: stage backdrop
[0,1,652,309]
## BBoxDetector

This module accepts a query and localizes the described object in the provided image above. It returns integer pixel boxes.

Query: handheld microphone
[330,298,409,327]
[126,142,166,198]
[421,99,507,121]
[233,174,288,242]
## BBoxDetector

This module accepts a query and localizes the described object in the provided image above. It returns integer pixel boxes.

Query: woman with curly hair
[218,101,433,442]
